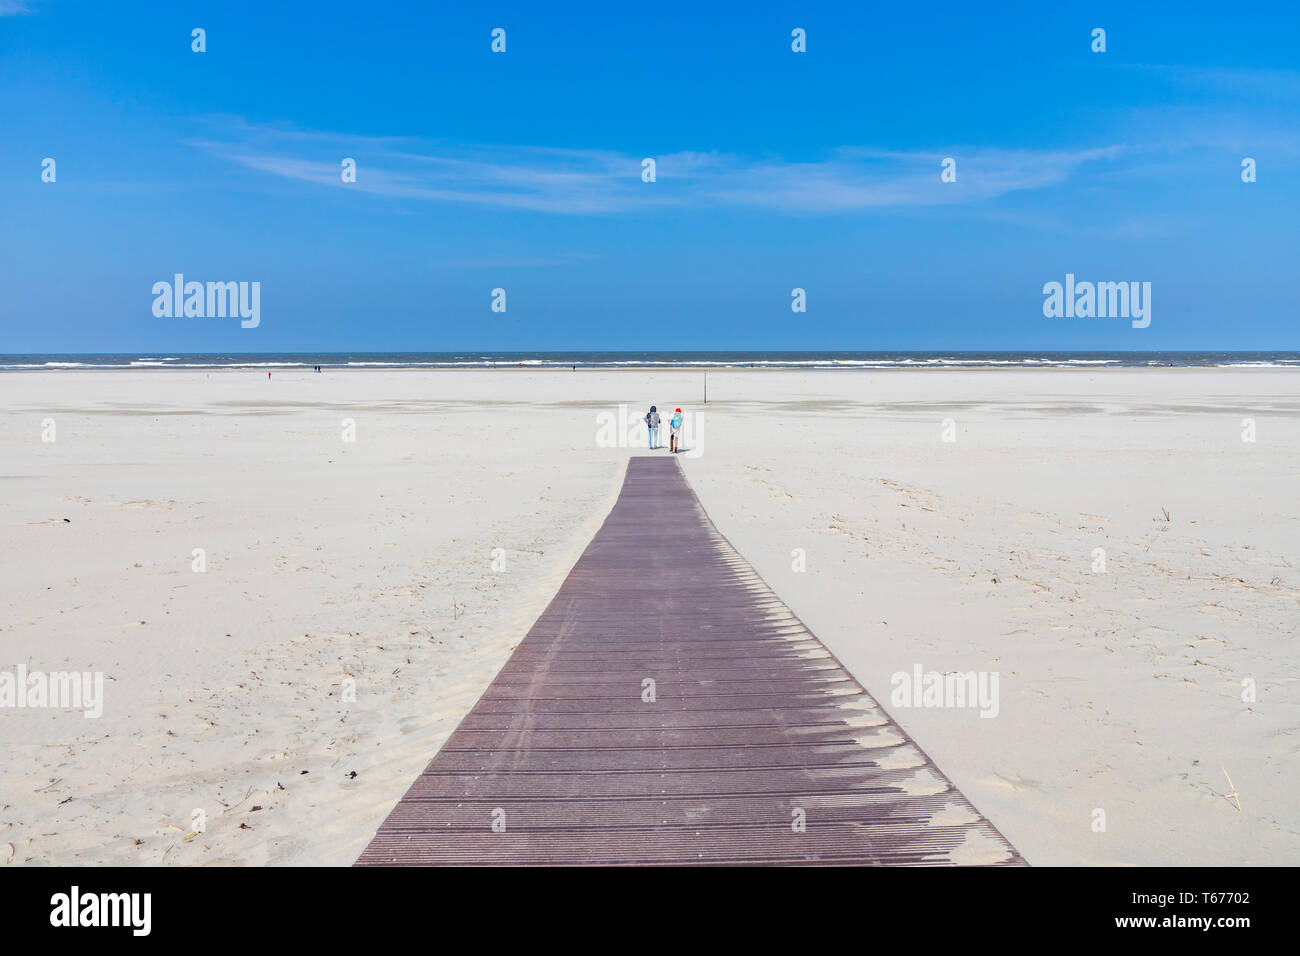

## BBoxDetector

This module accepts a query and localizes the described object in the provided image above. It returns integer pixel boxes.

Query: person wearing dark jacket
[644,406,661,449]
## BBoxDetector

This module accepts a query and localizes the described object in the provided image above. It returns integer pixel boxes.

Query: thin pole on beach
[704,371,708,404]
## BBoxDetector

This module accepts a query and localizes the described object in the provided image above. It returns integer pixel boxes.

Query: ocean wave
[4,354,1299,371]
[1221,361,1300,368]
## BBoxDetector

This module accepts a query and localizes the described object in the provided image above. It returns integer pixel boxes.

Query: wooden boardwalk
[356,456,1024,866]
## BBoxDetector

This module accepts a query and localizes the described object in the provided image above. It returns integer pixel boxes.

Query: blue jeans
[648,426,659,448]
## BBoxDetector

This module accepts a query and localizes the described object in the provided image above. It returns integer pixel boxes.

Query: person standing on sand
[644,406,660,449]
[669,408,683,453]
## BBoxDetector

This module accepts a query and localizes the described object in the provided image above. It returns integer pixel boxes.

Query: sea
[2,352,1299,370]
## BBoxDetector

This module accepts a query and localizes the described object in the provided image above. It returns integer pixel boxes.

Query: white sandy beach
[1,368,1297,866]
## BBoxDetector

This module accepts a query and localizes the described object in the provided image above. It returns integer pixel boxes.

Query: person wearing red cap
[669,407,683,453]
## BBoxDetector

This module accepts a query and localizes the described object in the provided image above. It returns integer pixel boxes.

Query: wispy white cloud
[0,0,35,14]
[191,134,655,214]
[189,118,1124,215]
[682,146,1123,212]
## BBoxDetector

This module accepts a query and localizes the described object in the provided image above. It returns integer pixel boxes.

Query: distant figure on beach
[644,406,660,449]
[670,408,683,453]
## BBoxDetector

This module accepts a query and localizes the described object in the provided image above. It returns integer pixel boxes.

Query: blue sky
[1,0,1298,352]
